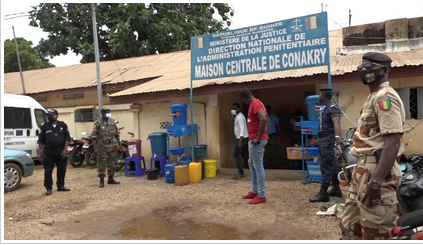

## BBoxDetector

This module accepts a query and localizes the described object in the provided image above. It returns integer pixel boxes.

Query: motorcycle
[336,126,358,186]
[81,132,97,166]
[397,154,423,213]
[67,135,76,156]
[389,209,423,240]
[68,135,86,167]
[81,121,132,170]
[389,154,423,240]
[114,129,133,171]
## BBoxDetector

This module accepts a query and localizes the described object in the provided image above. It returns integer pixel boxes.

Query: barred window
[64,92,84,100]
[102,86,126,96]
[74,109,101,122]
[396,87,423,119]
[35,96,47,102]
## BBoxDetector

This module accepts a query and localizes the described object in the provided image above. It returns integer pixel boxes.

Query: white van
[4,93,48,159]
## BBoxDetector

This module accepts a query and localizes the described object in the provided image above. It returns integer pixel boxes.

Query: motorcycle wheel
[85,147,97,166]
[115,151,129,171]
[397,209,423,229]
[69,148,84,167]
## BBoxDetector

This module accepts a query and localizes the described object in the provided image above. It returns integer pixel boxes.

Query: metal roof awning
[109,49,423,97]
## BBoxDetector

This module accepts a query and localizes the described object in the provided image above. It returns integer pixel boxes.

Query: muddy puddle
[114,206,268,240]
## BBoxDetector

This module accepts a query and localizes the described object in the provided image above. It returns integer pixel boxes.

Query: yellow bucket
[204,159,217,178]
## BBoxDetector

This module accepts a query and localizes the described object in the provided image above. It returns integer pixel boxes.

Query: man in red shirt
[239,88,269,204]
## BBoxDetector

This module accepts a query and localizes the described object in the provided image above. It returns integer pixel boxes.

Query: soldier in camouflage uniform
[339,52,405,240]
[91,107,122,188]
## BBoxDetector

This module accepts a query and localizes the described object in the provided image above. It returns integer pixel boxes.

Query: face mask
[48,116,55,122]
[231,110,237,116]
[105,113,112,118]
[360,67,385,85]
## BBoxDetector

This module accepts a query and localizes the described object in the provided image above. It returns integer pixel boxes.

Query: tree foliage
[29,3,234,63]
[4,38,55,73]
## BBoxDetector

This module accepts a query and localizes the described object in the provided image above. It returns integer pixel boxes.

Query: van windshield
[35,109,48,128]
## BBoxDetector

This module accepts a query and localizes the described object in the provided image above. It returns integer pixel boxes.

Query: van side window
[4,107,14,128]
[5,107,32,128]
[35,109,47,128]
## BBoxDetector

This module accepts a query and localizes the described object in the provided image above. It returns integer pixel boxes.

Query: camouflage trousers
[97,148,118,178]
[338,155,402,240]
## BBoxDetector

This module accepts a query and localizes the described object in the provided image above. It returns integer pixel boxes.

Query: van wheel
[4,163,22,192]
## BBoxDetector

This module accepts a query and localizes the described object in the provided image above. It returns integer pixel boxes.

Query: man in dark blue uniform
[37,109,70,195]
[309,88,345,202]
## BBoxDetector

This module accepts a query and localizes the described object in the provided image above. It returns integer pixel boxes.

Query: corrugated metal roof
[3,50,191,95]
[4,29,423,97]
[110,49,423,97]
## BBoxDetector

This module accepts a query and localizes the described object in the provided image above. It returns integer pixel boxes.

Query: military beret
[46,109,59,115]
[100,106,110,111]
[362,52,392,68]
[320,87,333,92]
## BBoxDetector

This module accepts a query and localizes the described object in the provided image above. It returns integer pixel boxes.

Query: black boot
[108,176,120,184]
[99,178,104,188]
[328,179,343,197]
[309,185,330,203]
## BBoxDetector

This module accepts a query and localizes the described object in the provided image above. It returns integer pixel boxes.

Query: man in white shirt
[231,103,249,178]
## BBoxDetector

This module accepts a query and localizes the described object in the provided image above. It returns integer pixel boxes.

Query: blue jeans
[249,139,267,198]
[233,138,249,175]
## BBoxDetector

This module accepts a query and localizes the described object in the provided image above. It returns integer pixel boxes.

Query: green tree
[29,3,234,63]
[4,38,55,73]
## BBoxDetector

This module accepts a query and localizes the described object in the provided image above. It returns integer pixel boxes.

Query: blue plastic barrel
[147,132,168,157]
[170,103,188,125]
[165,163,178,183]
[305,95,323,121]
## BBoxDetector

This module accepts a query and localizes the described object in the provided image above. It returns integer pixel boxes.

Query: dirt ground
[3,162,348,241]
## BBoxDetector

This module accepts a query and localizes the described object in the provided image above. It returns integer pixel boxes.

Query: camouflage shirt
[350,81,405,157]
[91,117,120,149]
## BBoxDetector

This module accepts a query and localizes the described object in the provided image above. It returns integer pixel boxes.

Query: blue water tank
[305,95,323,121]
[170,103,188,125]
[147,132,168,157]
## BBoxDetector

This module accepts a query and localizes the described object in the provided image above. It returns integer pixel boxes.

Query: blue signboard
[190,12,329,80]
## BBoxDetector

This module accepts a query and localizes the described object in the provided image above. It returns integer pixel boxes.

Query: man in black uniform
[309,88,345,203]
[37,109,70,195]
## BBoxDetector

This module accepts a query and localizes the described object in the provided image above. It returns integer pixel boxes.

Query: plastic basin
[170,147,185,155]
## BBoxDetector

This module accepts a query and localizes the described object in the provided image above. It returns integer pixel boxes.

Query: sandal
[234,174,245,179]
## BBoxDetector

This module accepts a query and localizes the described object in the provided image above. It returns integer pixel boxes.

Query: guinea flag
[379,98,391,110]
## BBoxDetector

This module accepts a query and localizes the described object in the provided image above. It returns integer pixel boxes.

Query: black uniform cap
[320,87,333,93]
[362,52,392,68]
[46,109,59,115]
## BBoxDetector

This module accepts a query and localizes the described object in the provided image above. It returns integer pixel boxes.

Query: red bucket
[128,139,142,157]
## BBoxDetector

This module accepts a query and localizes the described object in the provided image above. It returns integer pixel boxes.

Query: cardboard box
[286,147,317,160]
[287,147,306,160]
